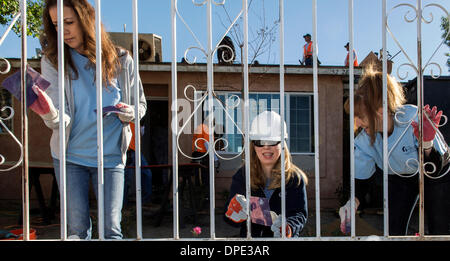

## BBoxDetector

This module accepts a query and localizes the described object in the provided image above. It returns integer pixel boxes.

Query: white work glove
[115,102,135,123]
[271,214,292,238]
[225,194,248,223]
[67,235,81,240]
[30,85,58,121]
[338,199,359,235]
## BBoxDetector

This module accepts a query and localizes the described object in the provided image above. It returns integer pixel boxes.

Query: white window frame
[194,90,314,155]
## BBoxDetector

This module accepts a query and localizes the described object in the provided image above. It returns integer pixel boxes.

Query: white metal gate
[0,0,449,241]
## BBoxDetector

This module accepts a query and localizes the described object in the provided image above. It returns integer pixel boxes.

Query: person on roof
[344,42,358,67]
[302,33,314,66]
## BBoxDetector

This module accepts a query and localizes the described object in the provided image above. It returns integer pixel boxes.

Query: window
[194,91,314,154]
[289,94,313,153]
[0,88,13,134]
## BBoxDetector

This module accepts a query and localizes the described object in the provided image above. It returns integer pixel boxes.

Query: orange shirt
[192,123,210,153]
[345,50,358,67]
[303,42,313,58]
[129,122,136,151]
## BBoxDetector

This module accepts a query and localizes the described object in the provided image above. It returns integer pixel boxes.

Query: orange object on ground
[3,228,36,240]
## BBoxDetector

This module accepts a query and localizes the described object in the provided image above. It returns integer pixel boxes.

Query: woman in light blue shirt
[31,0,146,239]
[338,66,450,236]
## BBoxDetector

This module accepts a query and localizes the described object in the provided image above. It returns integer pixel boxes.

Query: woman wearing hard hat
[224,111,309,238]
[339,65,450,236]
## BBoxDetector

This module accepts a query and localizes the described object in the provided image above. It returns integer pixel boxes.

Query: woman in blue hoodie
[30,0,146,239]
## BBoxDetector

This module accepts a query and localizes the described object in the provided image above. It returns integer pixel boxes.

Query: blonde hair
[249,141,308,190]
[344,64,406,143]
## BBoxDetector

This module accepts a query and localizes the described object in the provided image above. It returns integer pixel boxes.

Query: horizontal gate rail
[0,0,448,241]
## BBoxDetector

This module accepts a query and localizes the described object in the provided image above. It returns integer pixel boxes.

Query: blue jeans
[304,57,313,66]
[53,159,124,239]
[124,151,152,206]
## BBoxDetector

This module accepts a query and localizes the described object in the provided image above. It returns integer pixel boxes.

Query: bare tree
[217,0,280,65]
[216,1,280,146]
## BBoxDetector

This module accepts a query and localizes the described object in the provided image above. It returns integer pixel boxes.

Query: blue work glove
[0,230,19,239]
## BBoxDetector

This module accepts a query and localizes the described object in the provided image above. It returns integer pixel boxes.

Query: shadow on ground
[2,198,424,240]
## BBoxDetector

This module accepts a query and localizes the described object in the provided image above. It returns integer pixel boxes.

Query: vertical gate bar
[206,0,215,239]
[94,0,105,240]
[416,0,425,237]
[312,0,321,238]
[348,0,356,238]
[20,0,29,241]
[382,0,389,237]
[132,0,143,240]
[347,0,356,240]
[57,0,67,240]
[242,0,251,240]
[171,0,180,240]
[279,0,286,239]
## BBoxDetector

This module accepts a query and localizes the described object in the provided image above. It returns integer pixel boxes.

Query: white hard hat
[249,111,288,141]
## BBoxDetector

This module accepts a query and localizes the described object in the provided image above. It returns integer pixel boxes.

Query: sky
[1,0,449,81]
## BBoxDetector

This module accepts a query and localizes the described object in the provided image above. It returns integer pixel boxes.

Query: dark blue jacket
[224,167,308,237]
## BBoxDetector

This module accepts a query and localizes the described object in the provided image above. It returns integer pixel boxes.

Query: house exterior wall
[140,64,345,209]
[0,60,54,199]
[0,60,347,210]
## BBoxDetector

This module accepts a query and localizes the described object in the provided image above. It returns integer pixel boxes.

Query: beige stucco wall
[157,66,344,209]
[0,61,345,210]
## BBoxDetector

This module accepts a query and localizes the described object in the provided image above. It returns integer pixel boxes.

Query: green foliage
[442,16,450,45]
[0,0,44,38]
[441,16,450,68]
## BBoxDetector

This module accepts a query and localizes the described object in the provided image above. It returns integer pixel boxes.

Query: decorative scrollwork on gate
[0,106,23,172]
[175,0,244,162]
[0,13,23,172]
[386,2,449,179]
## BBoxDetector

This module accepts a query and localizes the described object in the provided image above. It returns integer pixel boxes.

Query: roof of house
[3,58,363,76]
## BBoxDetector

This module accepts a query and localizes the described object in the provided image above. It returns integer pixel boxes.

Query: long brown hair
[249,141,308,190]
[344,64,406,143]
[41,0,121,85]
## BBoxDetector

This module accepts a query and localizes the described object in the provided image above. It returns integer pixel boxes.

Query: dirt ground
[1,197,413,240]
